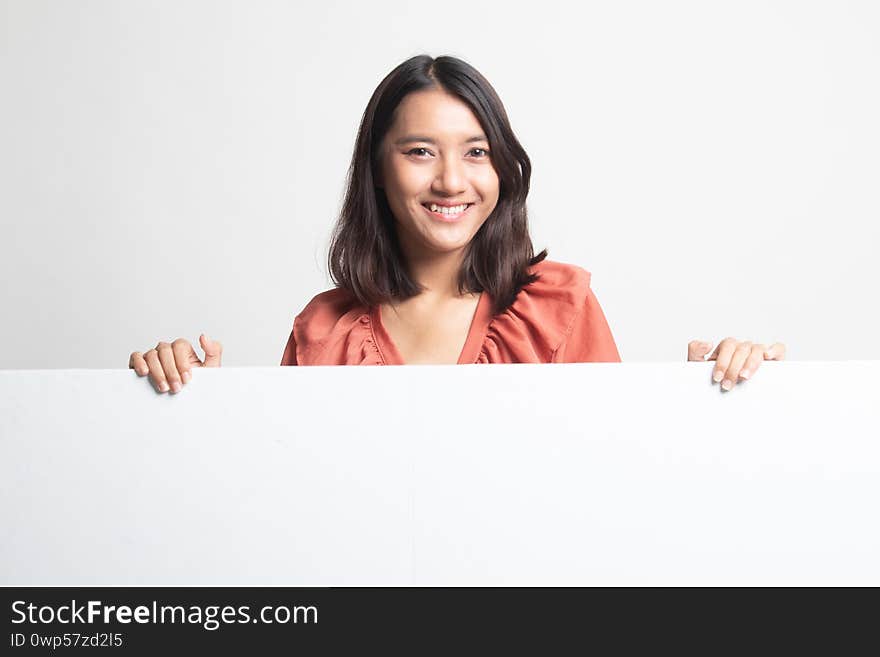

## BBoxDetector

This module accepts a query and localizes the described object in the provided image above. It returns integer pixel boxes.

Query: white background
[2,0,878,368]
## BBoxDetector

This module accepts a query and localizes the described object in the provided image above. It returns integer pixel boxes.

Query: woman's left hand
[687,337,787,391]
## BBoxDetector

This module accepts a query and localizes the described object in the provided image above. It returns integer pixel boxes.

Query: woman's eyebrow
[394,134,488,145]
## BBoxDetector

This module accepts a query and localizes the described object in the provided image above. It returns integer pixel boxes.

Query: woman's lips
[421,203,473,222]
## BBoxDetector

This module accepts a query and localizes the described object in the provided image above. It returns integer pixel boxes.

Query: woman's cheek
[478,170,500,201]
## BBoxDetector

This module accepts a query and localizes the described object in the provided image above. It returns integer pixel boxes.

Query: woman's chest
[379,295,481,365]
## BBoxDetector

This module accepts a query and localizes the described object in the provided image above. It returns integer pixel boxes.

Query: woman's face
[378,88,500,259]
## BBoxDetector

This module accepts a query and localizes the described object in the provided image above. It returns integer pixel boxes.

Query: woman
[129,54,785,391]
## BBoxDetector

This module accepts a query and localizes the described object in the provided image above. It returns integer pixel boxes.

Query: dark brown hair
[327,54,547,316]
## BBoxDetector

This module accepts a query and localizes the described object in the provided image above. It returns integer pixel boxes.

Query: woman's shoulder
[296,287,365,323]
[476,258,598,363]
[289,287,381,364]
[526,257,592,293]
[514,258,594,320]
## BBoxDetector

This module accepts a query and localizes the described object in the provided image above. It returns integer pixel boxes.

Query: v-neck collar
[369,291,494,365]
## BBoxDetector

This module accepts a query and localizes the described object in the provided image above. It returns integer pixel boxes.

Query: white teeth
[428,203,468,214]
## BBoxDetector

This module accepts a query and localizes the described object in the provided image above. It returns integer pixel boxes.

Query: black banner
[1,587,874,653]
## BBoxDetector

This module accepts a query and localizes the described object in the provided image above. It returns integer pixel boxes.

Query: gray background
[2,0,877,369]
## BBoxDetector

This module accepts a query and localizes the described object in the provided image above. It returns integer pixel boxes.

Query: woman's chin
[425,242,470,255]
[397,220,480,256]
[411,224,470,248]
[415,235,472,255]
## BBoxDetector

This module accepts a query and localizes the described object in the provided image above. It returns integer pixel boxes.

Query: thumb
[199,333,223,367]
[764,342,786,360]
[687,340,714,361]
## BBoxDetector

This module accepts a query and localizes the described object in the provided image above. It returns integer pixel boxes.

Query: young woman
[129,55,785,392]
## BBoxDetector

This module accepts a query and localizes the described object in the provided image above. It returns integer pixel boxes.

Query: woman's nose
[433,157,466,193]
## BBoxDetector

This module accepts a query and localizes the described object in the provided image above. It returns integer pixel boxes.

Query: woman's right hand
[129,334,223,394]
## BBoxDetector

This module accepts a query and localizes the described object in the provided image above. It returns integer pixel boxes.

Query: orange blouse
[280,259,621,365]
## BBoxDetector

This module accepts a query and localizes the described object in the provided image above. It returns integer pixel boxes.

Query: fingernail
[721,379,732,391]
[170,382,181,393]
[713,370,724,383]
[183,371,191,384]
[740,369,751,380]
[159,382,169,392]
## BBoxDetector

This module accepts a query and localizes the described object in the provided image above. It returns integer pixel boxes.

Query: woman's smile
[420,201,475,222]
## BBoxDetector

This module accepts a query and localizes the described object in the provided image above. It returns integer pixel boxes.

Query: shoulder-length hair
[328,54,547,316]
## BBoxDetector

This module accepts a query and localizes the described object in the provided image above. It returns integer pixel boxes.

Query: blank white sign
[1,361,878,586]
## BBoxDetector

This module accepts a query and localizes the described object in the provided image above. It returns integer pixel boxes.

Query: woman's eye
[405,147,490,158]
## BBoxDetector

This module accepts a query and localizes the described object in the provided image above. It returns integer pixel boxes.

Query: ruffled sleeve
[280,324,298,365]
[552,285,621,363]
[478,259,621,364]
[279,288,383,366]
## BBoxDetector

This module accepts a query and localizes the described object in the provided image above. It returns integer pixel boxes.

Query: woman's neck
[403,249,469,301]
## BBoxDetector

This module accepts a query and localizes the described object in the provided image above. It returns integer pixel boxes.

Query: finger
[156,342,183,394]
[687,340,713,361]
[706,337,732,361]
[200,333,223,367]
[709,337,738,382]
[721,341,753,390]
[129,351,148,376]
[143,349,168,393]
[738,343,766,381]
[764,342,786,360]
[172,338,199,384]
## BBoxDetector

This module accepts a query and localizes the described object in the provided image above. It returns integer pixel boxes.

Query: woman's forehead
[389,89,484,138]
